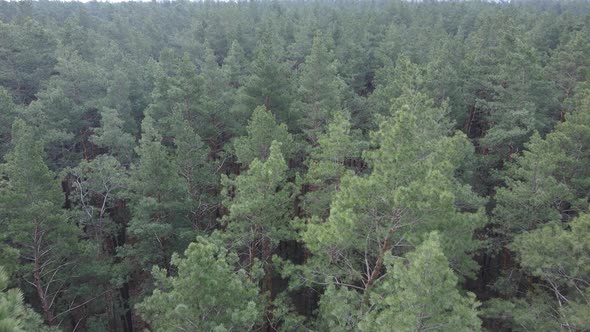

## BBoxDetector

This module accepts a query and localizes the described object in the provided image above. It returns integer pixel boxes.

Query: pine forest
[1,0,590,331]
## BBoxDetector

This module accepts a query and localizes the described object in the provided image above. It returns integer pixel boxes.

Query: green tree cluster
[0,1,589,330]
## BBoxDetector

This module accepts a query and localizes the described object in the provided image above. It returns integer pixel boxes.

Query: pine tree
[222,141,294,273]
[369,55,426,120]
[493,98,590,249]
[169,110,219,231]
[286,11,320,63]
[462,13,557,164]
[223,40,247,89]
[123,116,189,275]
[0,88,19,159]
[145,50,202,127]
[0,119,81,325]
[424,34,467,123]
[508,214,590,331]
[292,32,347,145]
[197,43,236,155]
[0,19,57,104]
[90,107,135,165]
[165,53,202,125]
[486,91,590,330]
[332,10,377,95]
[136,237,261,331]
[359,232,481,332]
[0,266,49,332]
[301,111,361,219]
[22,43,109,165]
[304,81,484,318]
[233,106,295,167]
[66,155,128,247]
[548,28,590,115]
[221,141,296,329]
[235,25,293,126]
[64,155,130,331]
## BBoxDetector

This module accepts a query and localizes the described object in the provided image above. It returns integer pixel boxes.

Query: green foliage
[316,284,365,331]
[0,87,19,159]
[137,237,261,331]
[370,55,426,118]
[484,294,559,331]
[301,111,361,219]
[90,107,135,164]
[303,85,484,332]
[489,91,590,328]
[146,51,202,126]
[170,109,219,231]
[1,1,590,329]
[304,86,484,295]
[198,43,237,151]
[360,232,481,332]
[235,25,293,125]
[493,105,590,246]
[424,35,467,122]
[463,13,557,161]
[548,28,590,111]
[223,40,248,89]
[0,266,48,332]
[66,155,128,243]
[0,119,81,325]
[509,214,590,331]
[222,141,295,264]
[292,32,347,144]
[0,18,57,103]
[124,115,190,272]
[221,141,297,329]
[233,106,295,167]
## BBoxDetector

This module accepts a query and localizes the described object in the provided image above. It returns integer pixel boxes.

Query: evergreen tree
[223,39,247,89]
[123,116,189,278]
[0,88,19,159]
[462,13,557,166]
[369,55,426,120]
[0,19,57,104]
[359,232,481,332]
[137,237,261,331]
[547,28,590,115]
[0,2,589,329]
[235,25,293,126]
[493,99,590,249]
[145,50,202,127]
[90,107,135,165]
[486,213,590,331]
[220,141,296,329]
[64,155,130,331]
[301,111,361,220]
[170,110,219,232]
[22,43,109,165]
[303,82,484,320]
[509,214,590,331]
[233,106,295,167]
[292,32,347,145]
[487,94,590,329]
[424,34,467,124]
[0,119,81,325]
[0,266,48,332]
[197,43,236,155]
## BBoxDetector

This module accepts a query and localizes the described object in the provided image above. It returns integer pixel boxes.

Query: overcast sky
[49,0,237,2]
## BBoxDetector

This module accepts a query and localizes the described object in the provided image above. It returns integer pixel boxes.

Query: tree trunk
[33,226,56,325]
[262,236,274,332]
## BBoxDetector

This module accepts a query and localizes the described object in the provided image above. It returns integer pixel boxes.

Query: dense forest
[1,0,590,331]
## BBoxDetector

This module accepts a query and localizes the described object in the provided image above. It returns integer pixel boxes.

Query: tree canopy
[0,0,589,330]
